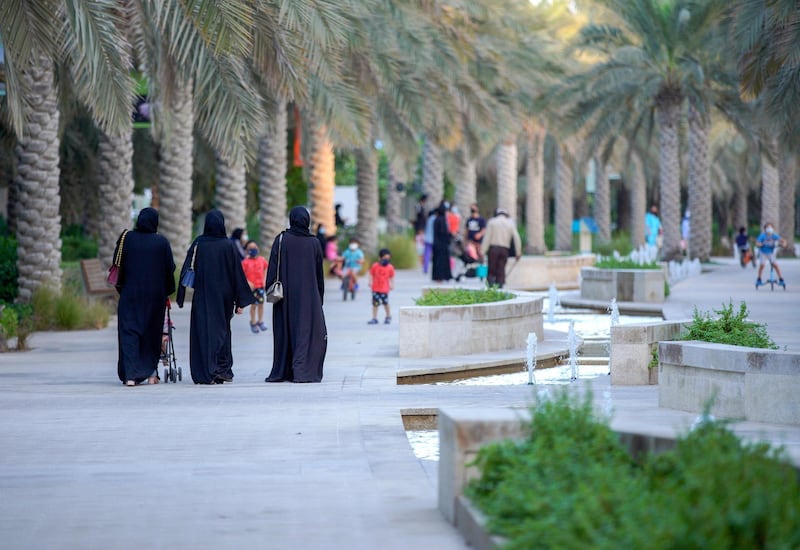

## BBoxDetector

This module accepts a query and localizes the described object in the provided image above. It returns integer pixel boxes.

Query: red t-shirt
[241,256,268,288]
[369,262,395,293]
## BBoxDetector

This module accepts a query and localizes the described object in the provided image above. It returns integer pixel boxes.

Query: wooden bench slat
[80,259,116,296]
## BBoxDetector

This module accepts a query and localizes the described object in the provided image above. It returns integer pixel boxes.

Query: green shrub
[61,225,98,262]
[0,236,18,302]
[594,230,634,257]
[595,257,661,270]
[682,301,777,349]
[32,286,111,331]
[466,390,800,549]
[0,305,18,351]
[414,287,512,306]
[378,233,418,269]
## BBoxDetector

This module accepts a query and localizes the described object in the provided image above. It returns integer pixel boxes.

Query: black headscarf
[135,207,159,233]
[287,206,312,237]
[203,209,227,239]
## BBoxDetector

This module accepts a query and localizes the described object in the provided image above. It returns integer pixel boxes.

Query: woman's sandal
[147,376,159,385]
[125,380,135,387]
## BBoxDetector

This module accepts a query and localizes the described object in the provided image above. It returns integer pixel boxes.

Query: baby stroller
[453,240,486,282]
[161,298,181,383]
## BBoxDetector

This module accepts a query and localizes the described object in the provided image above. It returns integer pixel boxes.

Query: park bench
[80,259,117,297]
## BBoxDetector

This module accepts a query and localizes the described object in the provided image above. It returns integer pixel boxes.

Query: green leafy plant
[466,390,800,549]
[682,301,777,349]
[31,286,111,331]
[648,345,659,369]
[595,257,661,270]
[0,305,18,351]
[414,287,512,306]
[0,235,19,302]
[378,233,418,269]
[594,230,634,257]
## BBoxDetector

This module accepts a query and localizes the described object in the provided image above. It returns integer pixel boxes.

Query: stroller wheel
[163,368,168,383]
[178,367,182,382]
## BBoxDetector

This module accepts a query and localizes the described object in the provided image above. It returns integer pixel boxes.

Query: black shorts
[372,292,389,306]
[253,287,265,304]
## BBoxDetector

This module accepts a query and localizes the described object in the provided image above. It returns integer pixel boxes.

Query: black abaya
[266,207,327,383]
[115,208,176,384]
[177,210,255,384]
[431,213,452,282]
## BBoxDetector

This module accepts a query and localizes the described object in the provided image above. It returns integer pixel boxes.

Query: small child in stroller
[453,240,485,282]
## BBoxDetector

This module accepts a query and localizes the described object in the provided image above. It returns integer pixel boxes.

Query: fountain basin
[504,254,596,291]
[610,320,689,385]
[580,266,665,303]
[398,290,543,358]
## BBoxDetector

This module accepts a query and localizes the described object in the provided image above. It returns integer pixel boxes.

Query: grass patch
[31,286,111,332]
[595,258,661,269]
[681,301,777,349]
[466,390,800,548]
[378,232,418,270]
[414,287,512,306]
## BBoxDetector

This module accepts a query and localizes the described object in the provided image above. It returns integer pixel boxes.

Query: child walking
[368,248,395,325]
[242,240,269,333]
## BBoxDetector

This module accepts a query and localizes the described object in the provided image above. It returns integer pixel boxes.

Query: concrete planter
[398,291,543,358]
[659,341,800,425]
[504,254,596,290]
[580,266,665,303]
[610,320,688,385]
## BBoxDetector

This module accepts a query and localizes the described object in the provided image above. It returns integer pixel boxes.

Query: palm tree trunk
[422,138,443,208]
[656,99,683,261]
[554,143,573,252]
[629,152,646,248]
[215,153,247,235]
[496,136,518,218]
[15,55,63,302]
[779,149,796,257]
[732,182,748,232]
[158,76,194,256]
[760,138,780,230]
[453,144,476,228]
[525,125,546,254]
[687,101,711,261]
[258,98,288,246]
[97,129,134,267]
[385,157,407,234]
[354,146,379,255]
[304,116,336,234]
[594,157,611,244]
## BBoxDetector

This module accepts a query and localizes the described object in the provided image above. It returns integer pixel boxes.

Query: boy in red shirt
[368,248,395,325]
[241,240,269,333]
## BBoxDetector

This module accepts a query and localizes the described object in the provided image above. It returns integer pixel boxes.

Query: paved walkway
[0,258,798,549]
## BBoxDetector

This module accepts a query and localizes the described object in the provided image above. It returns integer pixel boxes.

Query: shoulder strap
[190,242,198,270]
[114,230,129,267]
[275,233,283,282]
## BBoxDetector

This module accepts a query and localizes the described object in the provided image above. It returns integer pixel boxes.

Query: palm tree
[554,142,574,252]
[13,54,63,301]
[524,124,547,254]
[215,153,247,236]
[97,130,134,267]
[303,113,336,236]
[760,136,780,232]
[628,150,648,248]
[686,100,711,261]
[354,144,380,255]
[593,157,611,244]
[257,99,288,246]
[495,136,519,218]
[422,138,444,209]
[778,149,796,256]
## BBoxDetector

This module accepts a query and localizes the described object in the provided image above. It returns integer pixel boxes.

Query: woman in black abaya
[431,205,452,282]
[115,207,175,386]
[265,206,327,383]
[177,210,255,384]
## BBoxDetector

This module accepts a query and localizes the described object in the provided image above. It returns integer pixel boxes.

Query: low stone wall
[659,341,800,425]
[398,292,543,358]
[504,254,595,291]
[580,267,665,303]
[610,320,688,385]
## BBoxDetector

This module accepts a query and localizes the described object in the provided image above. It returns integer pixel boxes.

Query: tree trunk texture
[215,153,247,235]
[594,157,611,244]
[629,152,647,248]
[15,55,63,301]
[656,100,683,261]
[422,138,444,208]
[778,148,796,257]
[732,182,748,232]
[354,147,379,255]
[760,138,780,231]
[258,98,288,246]
[554,143,573,252]
[97,129,134,268]
[687,102,711,261]
[495,137,518,219]
[385,156,408,234]
[303,117,336,235]
[525,126,546,254]
[453,144,477,228]
[158,76,194,257]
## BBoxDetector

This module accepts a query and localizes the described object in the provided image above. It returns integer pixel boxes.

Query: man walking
[481,208,522,288]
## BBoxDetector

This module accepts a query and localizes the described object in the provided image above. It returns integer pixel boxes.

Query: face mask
[380,258,390,266]
[248,249,258,257]
[766,227,774,234]
[349,243,358,250]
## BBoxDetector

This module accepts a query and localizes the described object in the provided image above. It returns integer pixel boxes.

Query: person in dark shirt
[465,203,487,262]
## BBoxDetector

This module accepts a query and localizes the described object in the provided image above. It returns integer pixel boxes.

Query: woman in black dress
[115,208,175,386]
[177,210,255,384]
[265,206,327,383]
[431,205,452,282]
